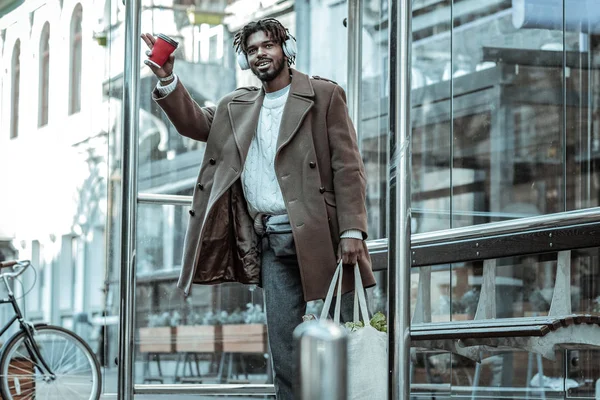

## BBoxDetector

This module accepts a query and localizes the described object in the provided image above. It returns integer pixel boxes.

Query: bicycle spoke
[57,368,93,377]
[4,362,36,376]
[61,379,87,398]
[56,360,92,376]
[12,348,38,368]
[21,389,35,400]
[53,381,64,399]
[54,337,73,372]
[50,333,57,369]
[7,384,36,398]
[51,345,80,371]
[38,334,58,371]
[5,384,36,394]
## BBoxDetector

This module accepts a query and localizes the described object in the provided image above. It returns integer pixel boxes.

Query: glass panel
[565,0,600,211]
[138,0,231,193]
[412,0,452,233]
[409,246,600,396]
[410,267,454,323]
[410,0,454,391]
[454,350,566,399]
[135,203,272,385]
[360,0,388,240]
[567,349,600,397]
[447,247,600,317]
[410,267,452,390]
[451,0,566,226]
[104,0,127,392]
[135,0,359,391]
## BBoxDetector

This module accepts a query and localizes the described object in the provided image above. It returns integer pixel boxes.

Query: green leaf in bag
[369,312,388,333]
[344,321,365,332]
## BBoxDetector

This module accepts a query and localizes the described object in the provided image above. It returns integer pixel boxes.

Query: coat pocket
[323,191,337,207]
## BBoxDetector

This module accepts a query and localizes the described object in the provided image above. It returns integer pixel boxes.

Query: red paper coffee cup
[148,34,178,68]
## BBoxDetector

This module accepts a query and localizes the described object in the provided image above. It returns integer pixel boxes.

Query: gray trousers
[261,235,356,400]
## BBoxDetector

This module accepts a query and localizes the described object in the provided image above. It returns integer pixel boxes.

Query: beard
[251,56,286,82]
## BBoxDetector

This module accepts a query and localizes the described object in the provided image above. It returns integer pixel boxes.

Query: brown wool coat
[153,69,376,302]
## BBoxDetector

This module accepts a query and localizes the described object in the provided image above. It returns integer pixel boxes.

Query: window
[39,23,50,127]
[10,40,20,139]
[69,5,82,115]
[26,241,43,317]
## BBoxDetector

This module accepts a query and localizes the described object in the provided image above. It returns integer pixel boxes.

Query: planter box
[139,327,175,353]
[175,325,222,353]
[222,324,267,353]
[1,358,35,400]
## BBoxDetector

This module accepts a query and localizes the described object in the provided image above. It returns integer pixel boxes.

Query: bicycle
[0,259,102,399]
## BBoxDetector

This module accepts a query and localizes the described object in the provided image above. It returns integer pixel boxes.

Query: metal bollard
[293,320,348,400]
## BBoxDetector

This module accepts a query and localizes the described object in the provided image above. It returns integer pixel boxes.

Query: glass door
[111,0,395,396]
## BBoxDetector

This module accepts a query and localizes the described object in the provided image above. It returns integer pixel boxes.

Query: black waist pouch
[265,214,296,257]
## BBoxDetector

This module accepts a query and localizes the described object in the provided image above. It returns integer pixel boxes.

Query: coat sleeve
[152,79,215,142]
[326,85,369,239]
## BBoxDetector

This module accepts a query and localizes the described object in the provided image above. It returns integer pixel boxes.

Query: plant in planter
[139,312,177,353]
[221,304,267,354]
[175,301,223,353]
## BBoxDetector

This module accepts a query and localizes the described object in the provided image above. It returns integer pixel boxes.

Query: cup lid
[157,34,178,48]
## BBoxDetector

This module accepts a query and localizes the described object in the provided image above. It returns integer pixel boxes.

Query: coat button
[197,183,204,190]
[209,158,216,165]
[189,209,195,216]
[309,162,316,169]
[319,187,326,194]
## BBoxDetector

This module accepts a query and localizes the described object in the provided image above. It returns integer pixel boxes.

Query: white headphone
[237,36,297,71]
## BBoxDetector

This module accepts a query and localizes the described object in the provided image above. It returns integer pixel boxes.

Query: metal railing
[139,193,600,256]
[135,384,275,396]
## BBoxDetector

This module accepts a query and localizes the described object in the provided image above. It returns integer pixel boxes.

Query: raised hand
[140,33,175,79]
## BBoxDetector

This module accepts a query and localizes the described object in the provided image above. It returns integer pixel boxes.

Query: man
[141,18,376,399]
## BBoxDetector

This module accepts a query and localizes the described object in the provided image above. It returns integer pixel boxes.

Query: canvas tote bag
[320,261,388,400]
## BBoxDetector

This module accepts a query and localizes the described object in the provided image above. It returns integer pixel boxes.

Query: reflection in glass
[451,350,565,398]
[412,0,600,229]
[360,0,388,240]
[135,204,271,385]
[409,247,600,397]
[411,0,452,233]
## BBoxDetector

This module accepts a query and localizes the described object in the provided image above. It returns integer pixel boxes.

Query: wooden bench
[410,250,600,361]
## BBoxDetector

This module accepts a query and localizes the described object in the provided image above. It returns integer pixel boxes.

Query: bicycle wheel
[0,325,101,400]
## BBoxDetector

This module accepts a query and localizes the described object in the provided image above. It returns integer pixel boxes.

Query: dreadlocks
[233,18,296,66]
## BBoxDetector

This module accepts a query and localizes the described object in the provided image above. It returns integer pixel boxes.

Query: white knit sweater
[241,85,290,217]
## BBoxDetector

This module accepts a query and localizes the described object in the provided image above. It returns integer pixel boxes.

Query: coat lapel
[227,70,315,166]
[228,88,264,168]
[276,70,315,153]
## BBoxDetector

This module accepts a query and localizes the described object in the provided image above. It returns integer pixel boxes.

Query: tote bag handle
[320,261,370,325]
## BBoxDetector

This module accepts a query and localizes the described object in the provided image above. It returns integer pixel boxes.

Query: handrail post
[118,0,142,397]
[347,0,363,150]
[389,0,412,397]
[294,320,348,399]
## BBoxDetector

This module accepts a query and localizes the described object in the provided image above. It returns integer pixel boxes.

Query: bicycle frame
[0,274,56,379]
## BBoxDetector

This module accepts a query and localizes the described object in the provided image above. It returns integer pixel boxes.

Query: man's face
[245,30,287,82]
